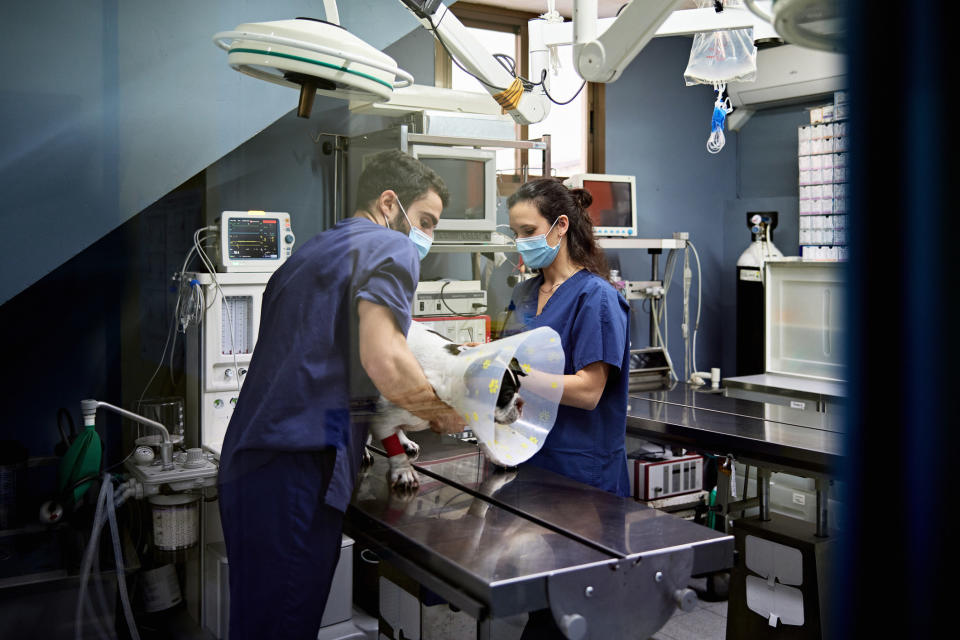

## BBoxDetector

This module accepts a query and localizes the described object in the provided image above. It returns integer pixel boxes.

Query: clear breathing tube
[645,240,704,383]
[687,241,703,377]
[139,224,241,409]
[190,226,243,394]
[76,476,140,640]
[138,227,215,413]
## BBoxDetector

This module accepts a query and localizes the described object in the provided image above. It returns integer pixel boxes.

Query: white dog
[365,321,526,490]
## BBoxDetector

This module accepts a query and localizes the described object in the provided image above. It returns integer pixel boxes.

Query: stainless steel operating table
[346,431,734,640]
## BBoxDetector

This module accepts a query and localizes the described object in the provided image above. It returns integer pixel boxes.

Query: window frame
[434,2,605,177]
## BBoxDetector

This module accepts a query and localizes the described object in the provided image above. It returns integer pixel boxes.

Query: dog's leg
[360,432,374,468]
[383,427,419,491]
[396,421,430,460]
[370,416,420,491]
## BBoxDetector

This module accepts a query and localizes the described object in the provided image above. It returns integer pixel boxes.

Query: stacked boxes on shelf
[798,91,849,260]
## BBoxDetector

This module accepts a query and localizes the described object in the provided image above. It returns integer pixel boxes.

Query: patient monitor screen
[583,180,634,228]
[227,218,280,260]
[421,158,486,220]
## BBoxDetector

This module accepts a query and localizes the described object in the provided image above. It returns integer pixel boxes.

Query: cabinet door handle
[822,288,831,356]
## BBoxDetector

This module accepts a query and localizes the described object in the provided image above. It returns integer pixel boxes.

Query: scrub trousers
[219,449,344,640]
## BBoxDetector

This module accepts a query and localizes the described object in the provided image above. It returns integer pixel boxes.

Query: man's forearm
[357,300,464,433]
[365,346,454,422]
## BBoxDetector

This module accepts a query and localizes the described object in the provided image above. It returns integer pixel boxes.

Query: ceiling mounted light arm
[743,0,774,23]
[744,0,844,52]
[322,0,340,26]
[529,4,781,91]
[572,0,684,84]
[397,0,549,125]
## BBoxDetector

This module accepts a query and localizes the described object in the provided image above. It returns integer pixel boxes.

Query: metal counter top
[346,431,733,636]
[626,385,844,477]
[722,373,845,400]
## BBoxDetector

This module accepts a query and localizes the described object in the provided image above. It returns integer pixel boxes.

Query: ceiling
[459,0,701,19]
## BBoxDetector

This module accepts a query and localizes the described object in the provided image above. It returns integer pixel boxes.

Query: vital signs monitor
[563,174,638,238]
[216,211,295,273]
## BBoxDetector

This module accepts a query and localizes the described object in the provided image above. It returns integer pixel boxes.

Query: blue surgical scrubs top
[506,270,631,496]
[219,217,419,512]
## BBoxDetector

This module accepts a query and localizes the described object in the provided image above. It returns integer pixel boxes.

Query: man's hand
[428,405,467,434]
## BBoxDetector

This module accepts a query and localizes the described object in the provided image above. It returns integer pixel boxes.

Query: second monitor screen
[583,180,633,228]
[421,158,486,220]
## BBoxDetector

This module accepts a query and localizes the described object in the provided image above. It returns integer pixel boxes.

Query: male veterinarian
[218,149,467,639]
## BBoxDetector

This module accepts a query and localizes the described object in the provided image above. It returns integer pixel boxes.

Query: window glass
[528,43,588,177]
[446,25,589,178]
[451,27,519,173]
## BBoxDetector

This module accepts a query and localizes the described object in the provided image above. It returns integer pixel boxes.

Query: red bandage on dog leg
[382,433,406,457]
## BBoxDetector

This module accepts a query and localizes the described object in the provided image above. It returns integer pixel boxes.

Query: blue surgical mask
[515,216,564,270]
[397,199,432,260]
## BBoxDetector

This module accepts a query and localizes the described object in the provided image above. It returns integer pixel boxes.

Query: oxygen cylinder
[736,212,782,375]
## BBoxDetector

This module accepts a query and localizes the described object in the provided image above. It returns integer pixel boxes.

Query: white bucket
[141,563,183,612]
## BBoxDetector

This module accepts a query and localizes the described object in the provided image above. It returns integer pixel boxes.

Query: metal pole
[742,465,751,518]
[336,137,343,223]
[815,478,829,537]
[649,249,661,345]
[477,616,493,640]
[715,464,731,533]
[541,134,551,177]
[757,467,770,521]
[82,399,174,470]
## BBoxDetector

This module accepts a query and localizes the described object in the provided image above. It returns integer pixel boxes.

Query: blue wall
[0,6,430,469]
[605,36,829,378]
[605,36,738,379]
[0,0,427,305]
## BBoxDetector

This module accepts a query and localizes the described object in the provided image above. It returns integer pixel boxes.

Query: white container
[765,260,846,380]
[141,564,183,612]
[149,494,199,551]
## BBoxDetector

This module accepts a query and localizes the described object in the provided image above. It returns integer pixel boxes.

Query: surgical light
[745,0,845,53]
[213,17,414,118]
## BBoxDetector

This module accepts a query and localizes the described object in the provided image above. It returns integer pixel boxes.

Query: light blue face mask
[397,199,432,260]
[515,215,564,270]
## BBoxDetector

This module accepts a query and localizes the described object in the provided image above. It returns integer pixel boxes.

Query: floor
[404,573,730,640]
[651,576,728,640]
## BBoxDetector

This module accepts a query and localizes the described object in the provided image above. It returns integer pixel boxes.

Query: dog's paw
[387,456,420,492]
[402,439,420,460]
[388,466,420,492]
[360,447,374,469]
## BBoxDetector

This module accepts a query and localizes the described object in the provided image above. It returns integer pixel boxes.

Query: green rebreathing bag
[57,425,102,504]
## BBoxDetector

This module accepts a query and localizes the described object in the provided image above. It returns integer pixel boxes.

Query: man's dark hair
[354,149,449,214]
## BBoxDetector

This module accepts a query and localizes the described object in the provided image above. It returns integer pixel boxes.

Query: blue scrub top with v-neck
[505,269,631,496]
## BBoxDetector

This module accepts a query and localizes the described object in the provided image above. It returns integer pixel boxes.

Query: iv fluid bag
[684,1,757,85]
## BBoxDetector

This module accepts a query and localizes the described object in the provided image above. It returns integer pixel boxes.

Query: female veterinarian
[504,177,631,498]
